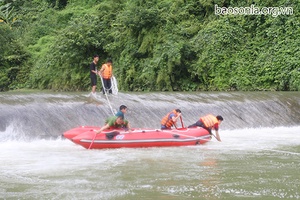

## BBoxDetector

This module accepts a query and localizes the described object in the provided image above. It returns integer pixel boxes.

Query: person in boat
[95,116,131,134]
[90,54,99,94]
[160,109,182,130]
[99,58,113,94]
[115,105,128,120]
[188,114,223,142]
[115,104,132,132]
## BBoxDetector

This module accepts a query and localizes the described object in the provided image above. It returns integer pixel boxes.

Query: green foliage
[0,22,29,91]
[28,14,100,90]
[1,0,300,92]
[190,16,246,90]
[0,1,21,27]
[44,0,67,9]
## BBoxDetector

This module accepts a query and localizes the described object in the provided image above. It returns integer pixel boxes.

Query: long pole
[180,116,184,128]
[88,133,97,149]
[163,130,211,142]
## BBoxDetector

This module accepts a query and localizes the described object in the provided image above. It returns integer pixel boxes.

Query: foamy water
[1,91,299,199]
[1,126,299,199]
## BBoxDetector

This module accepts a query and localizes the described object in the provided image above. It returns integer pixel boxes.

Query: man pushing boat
[188,114,223,142]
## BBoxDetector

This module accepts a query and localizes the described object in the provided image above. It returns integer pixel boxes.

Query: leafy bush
[0,0,299,91]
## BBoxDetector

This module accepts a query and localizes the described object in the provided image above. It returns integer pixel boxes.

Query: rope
[99,76,118,95]
[99,75,115,116]
[111,76,118,95]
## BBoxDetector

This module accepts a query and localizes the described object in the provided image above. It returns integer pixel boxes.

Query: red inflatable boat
[63,126,212,149]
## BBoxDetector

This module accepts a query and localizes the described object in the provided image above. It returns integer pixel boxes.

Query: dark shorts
[90,75,97,86]
[161,125,171,130]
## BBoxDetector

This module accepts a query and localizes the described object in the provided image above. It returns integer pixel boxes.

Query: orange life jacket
[102,64,112,79]
[161,110,177,128]
[200,114,218,128]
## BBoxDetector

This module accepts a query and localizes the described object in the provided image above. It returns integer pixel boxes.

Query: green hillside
[1,0,299,91]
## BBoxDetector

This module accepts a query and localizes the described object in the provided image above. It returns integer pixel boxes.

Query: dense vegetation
[0,0,299,92]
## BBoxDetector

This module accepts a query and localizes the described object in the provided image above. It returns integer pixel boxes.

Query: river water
[0,91,300,199]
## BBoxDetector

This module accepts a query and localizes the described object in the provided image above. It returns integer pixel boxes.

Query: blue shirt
[115,111,124,119]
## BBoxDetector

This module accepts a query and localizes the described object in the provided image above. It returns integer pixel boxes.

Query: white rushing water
[1,126,300,199]
[1,91,299,199]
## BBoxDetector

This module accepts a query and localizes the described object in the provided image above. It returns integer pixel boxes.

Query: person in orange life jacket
[99,58,113,94]
[161,109,182,129]
[95,116,131,134]
[188,114,223,142]
[90,54,99,94]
